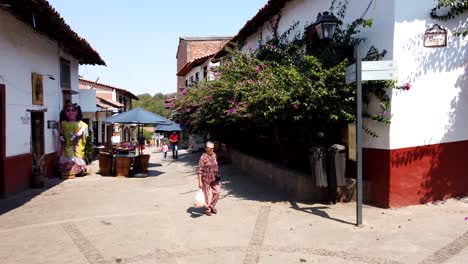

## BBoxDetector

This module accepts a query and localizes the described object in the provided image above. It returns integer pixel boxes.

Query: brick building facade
[176,37,230,94]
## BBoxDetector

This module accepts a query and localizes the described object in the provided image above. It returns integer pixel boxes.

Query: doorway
[106,124,113,149]
[0,84,5,196]
[30,112,45,172]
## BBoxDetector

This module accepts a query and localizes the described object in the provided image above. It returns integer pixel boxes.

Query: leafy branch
[430,0,468,37]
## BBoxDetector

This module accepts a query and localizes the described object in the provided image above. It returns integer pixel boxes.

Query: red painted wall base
[1,152,60,197]
[3,153,32,197]
[364,140,468,208]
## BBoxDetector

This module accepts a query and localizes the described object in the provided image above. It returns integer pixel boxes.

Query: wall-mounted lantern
[313,11,340,40]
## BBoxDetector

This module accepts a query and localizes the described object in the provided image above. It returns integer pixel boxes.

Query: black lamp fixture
[313,11,340,40]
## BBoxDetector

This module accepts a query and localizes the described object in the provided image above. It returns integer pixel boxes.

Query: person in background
[138,134,146,154]
[169,131,179,159]
[57,103,88,179]
[161,141,169,159]
[197,141,220,216]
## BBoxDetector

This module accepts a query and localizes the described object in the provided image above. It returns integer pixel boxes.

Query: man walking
[169,131,179,159]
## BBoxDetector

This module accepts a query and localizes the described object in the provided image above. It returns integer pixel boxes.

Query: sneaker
[204,209,212,216]
[211,208,217,214]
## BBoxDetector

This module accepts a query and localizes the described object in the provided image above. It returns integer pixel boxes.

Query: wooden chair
[114,157,132,177]
[98,152,113,176]
[134,154,150,175]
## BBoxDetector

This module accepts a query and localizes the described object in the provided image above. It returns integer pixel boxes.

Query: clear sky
[47,0,267,96]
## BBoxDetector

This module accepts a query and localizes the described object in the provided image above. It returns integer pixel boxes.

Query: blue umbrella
[155,121,183,132]
[104,108,171,125]
[104,108,171,155]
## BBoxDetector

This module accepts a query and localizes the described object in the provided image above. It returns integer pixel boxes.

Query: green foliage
[143,130,153,140]
[174,3,404,143]
[132,92,175,118]
[430,0,468,37]
[84,132,94,163]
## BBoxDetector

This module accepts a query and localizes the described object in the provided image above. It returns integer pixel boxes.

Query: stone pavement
[0,147,467,264]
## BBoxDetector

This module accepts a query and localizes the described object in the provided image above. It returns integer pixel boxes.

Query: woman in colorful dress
[197,141,220,216]
[58,103,88,178]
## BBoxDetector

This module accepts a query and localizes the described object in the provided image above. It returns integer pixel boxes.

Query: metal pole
[138,124,141,156]
[356,49,363,226]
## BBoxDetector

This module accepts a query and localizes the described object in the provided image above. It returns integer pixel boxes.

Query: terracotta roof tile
[96,95,124,108]
[214,0,291,59]
[1,0,105,65]
[176,54,214,76]
[79,79,139,100]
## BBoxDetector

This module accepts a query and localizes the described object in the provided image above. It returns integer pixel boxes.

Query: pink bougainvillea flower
[227,107,236,116]
[255,66,261,73]
[293,104,299,110]
[402,83,411,91]
[181,88,187,95]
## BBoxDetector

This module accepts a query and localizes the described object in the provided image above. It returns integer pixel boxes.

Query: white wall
[0,9,80,156]
[389,0,468,149]
[186,66,201,86]
[185,60,220,86]
[79,89,98,112]
[208,61,220,81]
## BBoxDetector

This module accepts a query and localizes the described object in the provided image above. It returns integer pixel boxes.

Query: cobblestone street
[0,148,467,264]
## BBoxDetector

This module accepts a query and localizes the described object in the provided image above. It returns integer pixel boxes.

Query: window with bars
[203,66,208,80]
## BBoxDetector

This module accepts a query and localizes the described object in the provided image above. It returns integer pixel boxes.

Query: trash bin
[309,147,328,188]
[327,144,347,204]
[328,144,347,187]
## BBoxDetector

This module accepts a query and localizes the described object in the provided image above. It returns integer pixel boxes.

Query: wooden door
[31,112,45,163]
[0,84,5,197]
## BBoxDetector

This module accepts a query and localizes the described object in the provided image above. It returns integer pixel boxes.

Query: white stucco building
[79,78,139,146]
[214,0,467,207]
[0,1,105,196]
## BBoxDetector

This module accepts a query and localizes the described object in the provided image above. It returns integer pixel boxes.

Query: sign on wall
[31,72,43,105]
[346,60,397,84]
[424,24,447,48]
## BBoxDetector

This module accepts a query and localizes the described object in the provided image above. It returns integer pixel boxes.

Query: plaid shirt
[198,152,218,183]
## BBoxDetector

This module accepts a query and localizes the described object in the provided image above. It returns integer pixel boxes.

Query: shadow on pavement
[220,165,289,203]
[289,201,355,225]
[0,178,63,215]
[148,162,162,168]
[146,170,165,177]
[173,151,289,203]
[174,150,355,225]
[186,206,205,218]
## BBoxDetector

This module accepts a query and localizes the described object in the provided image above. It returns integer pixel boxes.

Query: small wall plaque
[47,120,57,129]
[424,24,447,48]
